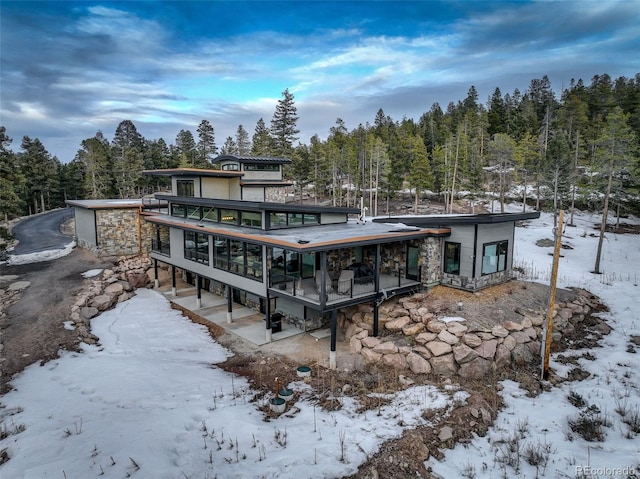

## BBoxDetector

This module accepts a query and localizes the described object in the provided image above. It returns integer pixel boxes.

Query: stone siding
[87,209,154,257]
[441,269,512,291]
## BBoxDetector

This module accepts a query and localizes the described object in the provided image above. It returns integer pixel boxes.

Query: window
[482,240,508,275]
[213,237,263,282]
[244,164,279,171]
[270,212,287,228]
[303,213,319,225]
[444,242,461,275]
[220,209,238,225]
[288,213,303,226]
[241,211,262,228]
[202,207,218,223]
[222,163,239,171]
[184,231,209,265]
[186,205,201,220]
[406,246,419,280]
[171,203,186,217]
[176,180,194,197]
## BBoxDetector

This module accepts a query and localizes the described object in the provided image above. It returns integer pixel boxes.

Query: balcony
[268,267,422,308]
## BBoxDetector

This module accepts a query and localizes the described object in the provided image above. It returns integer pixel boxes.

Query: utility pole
[541,209,564,380]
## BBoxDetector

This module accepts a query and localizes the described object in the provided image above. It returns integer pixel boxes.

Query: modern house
[136,155,539,368]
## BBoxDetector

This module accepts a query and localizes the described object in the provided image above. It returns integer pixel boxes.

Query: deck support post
[196,274,202,309]
[329,309,337,369]
[226,285,233,323]
[373,244,381,337]
[171,265,177,297]
[153,259,159,289]
[265,293,272,342]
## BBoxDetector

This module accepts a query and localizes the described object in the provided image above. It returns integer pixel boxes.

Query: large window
[244,164,279,171]
[220,209,238,225]
[186,205,201,220]
[171,203,186,217]
[406,245,419,280]
[213,236,262,281]
[482,240,508,275]
[241,211,262,228]
[268,212,321,229]
[222,163,239,171]
[444,242,461,275]
[184,231,209,265]
[176,180,194,197]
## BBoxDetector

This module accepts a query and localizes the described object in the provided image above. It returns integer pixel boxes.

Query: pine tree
[0,127,26,219]
[197,120,217,166]
[221,136,237,155]
[407,135,434,213]
[20,136,60,213]
[270,88,299,157]
[235,125,251,155]
[252,118,273,156]
[112,120,144,198]
[76,132,111,199]
[175,129,197,167]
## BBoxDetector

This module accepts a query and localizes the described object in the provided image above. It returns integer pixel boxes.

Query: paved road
[11,208,75,255]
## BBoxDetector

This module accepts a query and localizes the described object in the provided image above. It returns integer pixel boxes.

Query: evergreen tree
[270,88,299,156]
[235,125,251,155]
[407,135,434,213]
[487,133,517,213]
[252,118,273,156]
[20,136,60,213]
[76,132,111,199]
[112,120,144,198]
[221,136,237,155]
[176,129,197,167]
[0,127,26,219]
[197,120,217,166]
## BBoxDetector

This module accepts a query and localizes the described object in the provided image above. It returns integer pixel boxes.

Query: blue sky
[1,1,639,163]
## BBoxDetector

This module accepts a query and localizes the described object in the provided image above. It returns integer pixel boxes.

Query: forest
[1,73,639,221]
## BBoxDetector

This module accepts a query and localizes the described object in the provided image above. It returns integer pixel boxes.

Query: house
[138,156,539,368]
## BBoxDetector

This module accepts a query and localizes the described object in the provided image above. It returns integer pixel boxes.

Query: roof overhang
[143,168,243,178]
[373,211,541,227]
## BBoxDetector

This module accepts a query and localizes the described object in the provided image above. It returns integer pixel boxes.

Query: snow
[7,241,76,265]
[2,207,639,478]
[81,269,104,278]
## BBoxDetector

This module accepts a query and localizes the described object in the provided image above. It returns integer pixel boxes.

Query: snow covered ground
[1,207,639,478]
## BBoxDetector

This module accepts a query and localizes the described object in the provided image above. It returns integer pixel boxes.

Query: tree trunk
[593,170,613,274]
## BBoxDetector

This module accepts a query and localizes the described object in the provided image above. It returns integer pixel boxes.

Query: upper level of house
[143,158,359,232]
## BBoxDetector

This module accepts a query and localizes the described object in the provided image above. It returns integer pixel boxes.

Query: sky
[1,206,639,477]
[1,0,639,163]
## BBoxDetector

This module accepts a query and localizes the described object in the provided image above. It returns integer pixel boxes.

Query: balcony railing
[185,249,210,265]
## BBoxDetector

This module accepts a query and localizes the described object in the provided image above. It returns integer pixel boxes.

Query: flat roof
[373,211,541,227]
[143,213,450,252]
[66,199,143,209]
[155,195,360,215]
[143,168,243,178]
[213,155,292,165]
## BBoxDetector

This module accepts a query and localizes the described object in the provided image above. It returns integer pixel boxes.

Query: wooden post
[542,209,564,380]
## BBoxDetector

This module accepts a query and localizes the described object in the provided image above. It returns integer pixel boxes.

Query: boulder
[426,321,447,333]
[426,340,453,357]
[447,322,468,337]
[511,331,531,344]
[349,336,363,353]
[438,329,460,345]
[491,325,509,338]
[385,316,412,332]
[438,426,453,442]
[523,327,538,341]
[494,344,511,369]
[453,344,479,364]
[91,294,115,311]
[430,353,458,376]
[126,271,150,289]
[402,322,425,336]
[356,329,369,339]
[382,353,408,370]
[345,322,362,340]
[459,358,492,379]
[474,339,498,359]
[415,332,437,344]
[373,341,399,355]
[79,306,99,320]
[503,320,524,331]
[361,348,382,363]
[511,343,534,365]
[361,336,380,349]
[413,346,432,359]
[461,333,482,348]
[104,283,124,295]
[502,334,517,351]
[406,352,432,374]
[521,317,533,329]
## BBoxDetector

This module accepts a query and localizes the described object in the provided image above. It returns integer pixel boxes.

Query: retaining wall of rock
[69,255,153,344]
[343,288,603,379]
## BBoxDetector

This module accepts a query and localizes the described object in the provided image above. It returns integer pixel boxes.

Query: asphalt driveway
[11,208,75,255]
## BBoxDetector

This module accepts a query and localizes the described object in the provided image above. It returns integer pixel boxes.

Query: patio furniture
[337,269,354,295]
[314,270,333,294]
